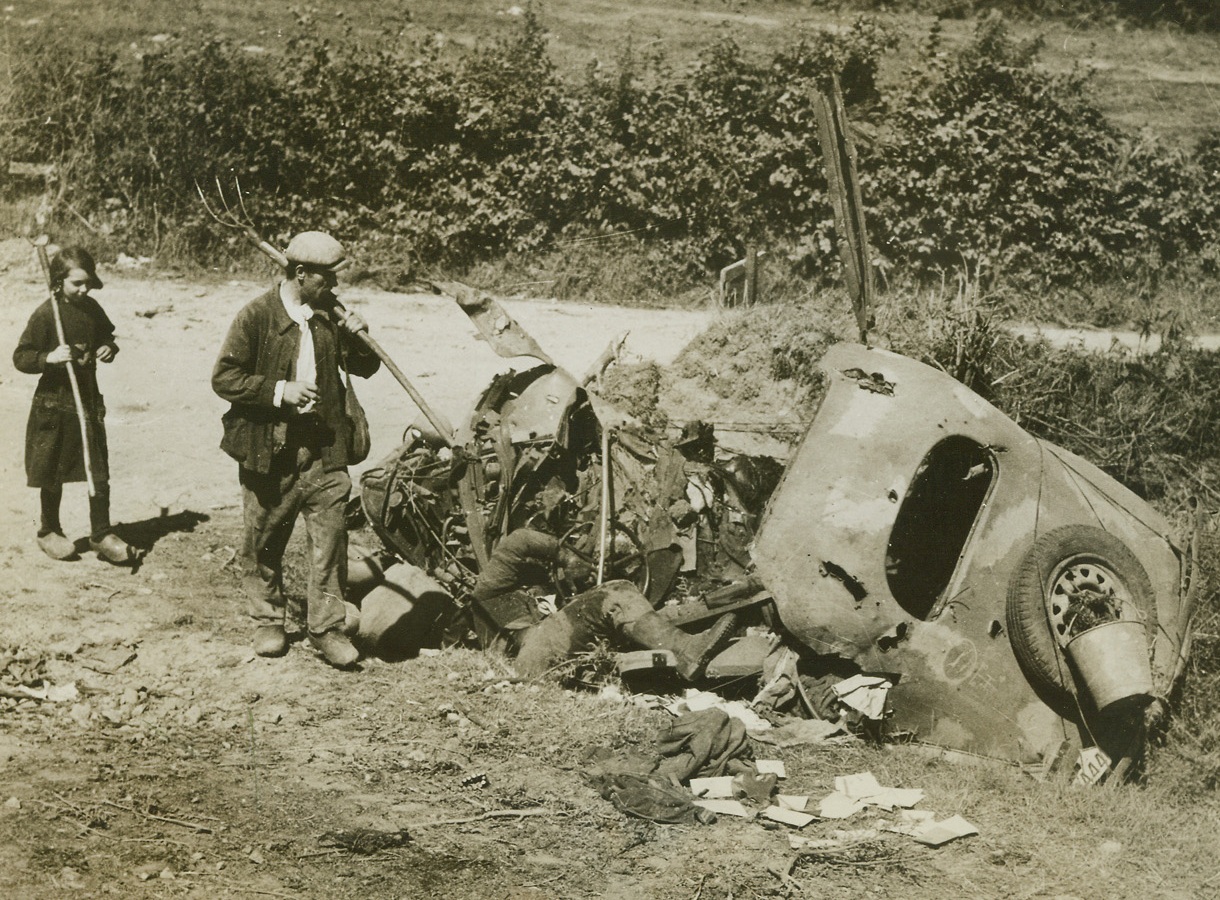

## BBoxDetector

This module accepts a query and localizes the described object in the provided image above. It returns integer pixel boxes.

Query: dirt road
[0,265,722,899]
[0,264,709,540]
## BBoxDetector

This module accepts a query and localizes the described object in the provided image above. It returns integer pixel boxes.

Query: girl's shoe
[37,532,77,561]
[90,533,136,565]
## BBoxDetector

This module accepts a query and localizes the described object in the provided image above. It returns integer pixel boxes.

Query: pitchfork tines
[194,176,289,267]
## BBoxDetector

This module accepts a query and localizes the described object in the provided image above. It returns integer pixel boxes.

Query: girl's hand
[45,344,72,365]
[96,342,118,363]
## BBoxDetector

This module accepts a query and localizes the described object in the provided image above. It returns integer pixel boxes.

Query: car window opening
[886,436,994,620]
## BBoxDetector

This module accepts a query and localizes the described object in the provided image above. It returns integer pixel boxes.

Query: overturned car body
[358,294,1198,774]
[754,343,1199,768]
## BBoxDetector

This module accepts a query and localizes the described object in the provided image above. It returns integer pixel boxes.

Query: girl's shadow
[73,510,210,571]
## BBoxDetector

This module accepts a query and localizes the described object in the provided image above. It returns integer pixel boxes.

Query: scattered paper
[665,689,772,732]
[693,798,752,818]
[689,776,735,798]
[818,792,866,819]
[867,787,924,811]
[44,682,79,703]
[776,795,809,812]
[756,760,787,779]
[832,674,892,719]
[820,772,925,818]
[835,771,883,799]
[762,805,816,828]
[2,681,78,703]
[911,814,978,847]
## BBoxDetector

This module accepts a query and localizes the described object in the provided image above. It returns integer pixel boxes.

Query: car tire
[1005,524,1157,716]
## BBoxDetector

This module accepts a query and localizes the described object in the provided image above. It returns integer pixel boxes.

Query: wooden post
[814,74,875,343]
[744,248,759,306]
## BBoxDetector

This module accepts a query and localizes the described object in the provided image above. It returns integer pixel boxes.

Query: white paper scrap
[867,787,925,810]
[818,792,866,819]
[763,805,816,828]
[912,814,979,847]
[666,689,772,731]
[756,760,787,779]
[832,674,892,719]
[689,776,735,798]
[834,771,883,799]
[694,798,752,818]
[777,794,809,812]
[45,681,79,703]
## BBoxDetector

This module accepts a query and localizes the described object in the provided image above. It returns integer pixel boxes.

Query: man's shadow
[73,510,210,571]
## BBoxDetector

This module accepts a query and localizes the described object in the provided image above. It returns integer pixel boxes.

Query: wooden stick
[406,808,553,829]
[100,799,214,833]
[597,427,613,584]
[34,237,96,496]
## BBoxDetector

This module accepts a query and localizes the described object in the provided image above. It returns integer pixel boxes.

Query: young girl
[13,246,135,564]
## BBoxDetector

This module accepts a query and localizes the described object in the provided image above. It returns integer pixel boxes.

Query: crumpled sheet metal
[437,280,555,365]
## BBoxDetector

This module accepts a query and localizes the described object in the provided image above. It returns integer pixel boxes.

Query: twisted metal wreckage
[198,80,1199,782]
[350,283,1201,784]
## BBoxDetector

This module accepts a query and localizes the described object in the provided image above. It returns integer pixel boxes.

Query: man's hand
[45,344,72,365]
[282,380,319,409]
[340,310,369,334]
[95,342,118,363]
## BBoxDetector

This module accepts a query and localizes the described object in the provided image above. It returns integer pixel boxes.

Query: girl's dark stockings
[38,484,112,539]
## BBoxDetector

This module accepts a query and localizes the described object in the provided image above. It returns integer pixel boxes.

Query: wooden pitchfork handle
[329,298,455,446]
[34,236,97,496]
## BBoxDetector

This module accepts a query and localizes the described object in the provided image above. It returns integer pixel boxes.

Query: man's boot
[309,629,360,669]
[621,612,738,681]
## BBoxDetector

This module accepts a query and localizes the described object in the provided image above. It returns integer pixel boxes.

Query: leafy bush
[869,17,1219,285]
[3,9,1219,304]
[885,294,1220,502]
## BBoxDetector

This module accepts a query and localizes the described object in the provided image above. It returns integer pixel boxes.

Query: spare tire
[1006,525,1157,716]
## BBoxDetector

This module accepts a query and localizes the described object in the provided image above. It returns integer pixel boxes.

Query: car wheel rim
[1046,558,1129,648]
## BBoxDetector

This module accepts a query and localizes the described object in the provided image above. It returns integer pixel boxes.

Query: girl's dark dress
[13,295,113,488]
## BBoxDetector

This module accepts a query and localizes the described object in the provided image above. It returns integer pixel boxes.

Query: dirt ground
[2,259,1218,900]
[0,259,720,898]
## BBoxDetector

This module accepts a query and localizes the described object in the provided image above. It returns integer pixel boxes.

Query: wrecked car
[354,289,1198,778]
[753,342,1199,772]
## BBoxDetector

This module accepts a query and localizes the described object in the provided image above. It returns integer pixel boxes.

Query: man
[469,529,737,680]
[212,232,380,667]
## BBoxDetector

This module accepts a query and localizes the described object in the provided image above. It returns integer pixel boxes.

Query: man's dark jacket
[212,287,380,475]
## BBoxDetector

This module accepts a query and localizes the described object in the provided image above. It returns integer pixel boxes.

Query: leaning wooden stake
[814,74,875,344]
[34,236,96,497]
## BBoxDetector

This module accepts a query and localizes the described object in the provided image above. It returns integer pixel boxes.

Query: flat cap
[283,231,349,271]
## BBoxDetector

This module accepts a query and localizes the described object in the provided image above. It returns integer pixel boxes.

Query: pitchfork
[196,177,455,446]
